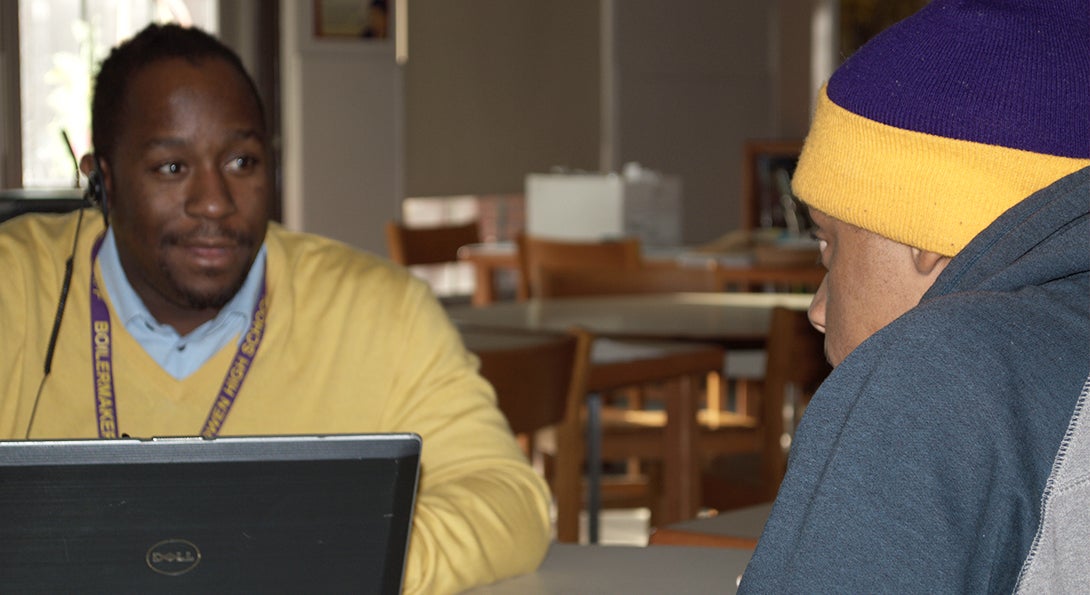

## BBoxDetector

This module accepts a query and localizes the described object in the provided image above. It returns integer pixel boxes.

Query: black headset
[28,155,106,438]
[85,158,109,225]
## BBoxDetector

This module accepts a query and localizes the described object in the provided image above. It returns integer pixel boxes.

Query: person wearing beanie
[739,0,1089,591]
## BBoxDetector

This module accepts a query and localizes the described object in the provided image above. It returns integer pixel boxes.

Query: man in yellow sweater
[0,23,550,594]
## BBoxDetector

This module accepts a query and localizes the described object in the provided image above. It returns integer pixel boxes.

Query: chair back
[536,265,719,298]
[463,326,593,543]
[384,220,480,266]
[515,233,642,299]
[468,328,590,435]
[759,306,831,496]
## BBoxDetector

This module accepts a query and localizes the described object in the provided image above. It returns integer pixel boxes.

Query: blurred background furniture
[385,219,481,266]
[460,326,593,543]
[516,239,727,532]
[648,502,773,549]
[450,293,816,533]
[448,293,812,345]
[464,323,726,543]
[536,265,719,298]
[0,188,85,224]
[515,233,641,300]
[700,306,831,511]
[459,240,824,305]
[384,219,481,304]
[579,338,726,532]
[462,309,732,536]
[524,166,682,248]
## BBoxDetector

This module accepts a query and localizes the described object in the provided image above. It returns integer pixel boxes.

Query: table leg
[471,264,497,305]
[586,392,602,544]
[661,374,700,525]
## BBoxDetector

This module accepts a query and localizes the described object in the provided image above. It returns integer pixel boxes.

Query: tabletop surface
[657,503,774,540]
[459,328,567,352]
[465,543,751,594]
[459,240,819,269]
[448,292,813,344]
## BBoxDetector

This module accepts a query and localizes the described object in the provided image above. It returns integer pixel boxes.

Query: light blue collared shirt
[97,228,267,380]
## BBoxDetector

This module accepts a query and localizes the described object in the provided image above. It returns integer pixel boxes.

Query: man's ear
[911,247,950,276]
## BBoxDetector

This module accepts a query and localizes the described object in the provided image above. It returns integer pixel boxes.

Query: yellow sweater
[0,210,551,594]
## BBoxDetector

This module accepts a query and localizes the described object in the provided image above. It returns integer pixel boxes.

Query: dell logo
[146,539,202,576]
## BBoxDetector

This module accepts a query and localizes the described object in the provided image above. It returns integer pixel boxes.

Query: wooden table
[448,292,814,348]
[649,502,773,549]
[458,242,824,305]
[465,543,751,594]
[458,242,520,305]
[451,293,812,531]
[460,327,726,537]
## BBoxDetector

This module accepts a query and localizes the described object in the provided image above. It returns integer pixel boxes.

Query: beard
[158,225,258,311]
[167,267,251,310]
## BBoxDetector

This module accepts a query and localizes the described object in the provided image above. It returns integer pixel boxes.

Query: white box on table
[525,167,682,247]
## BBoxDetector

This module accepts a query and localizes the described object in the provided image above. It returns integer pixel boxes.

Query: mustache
[161,225,256,248]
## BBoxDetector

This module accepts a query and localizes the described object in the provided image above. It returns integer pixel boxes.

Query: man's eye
[156,162,183,175]
[816,239,829,266]
[227,156,258,172]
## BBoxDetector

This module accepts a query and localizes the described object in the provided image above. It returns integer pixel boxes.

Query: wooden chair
[587,306,829,524]
[714,263,825,294]
[515,233,642,300]
[519,244,733,529]
[544,333,726,540]
[384,219,481,303]
[462,326,593,544]
[646,312,825,546]
[384,219,480,266]
[700,306,831,511]
[536,265,719,298]
[467,324,728,542]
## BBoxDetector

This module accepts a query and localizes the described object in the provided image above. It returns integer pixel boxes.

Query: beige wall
[277,1,822,252]
[280,0,403,255]
[404,0,818,244]
[403,0,602,197]
[610,0,816,242]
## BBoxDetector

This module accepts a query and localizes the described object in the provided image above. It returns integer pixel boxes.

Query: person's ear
[910,247,950,276]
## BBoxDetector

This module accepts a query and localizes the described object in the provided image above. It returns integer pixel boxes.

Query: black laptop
[0,433,421,594]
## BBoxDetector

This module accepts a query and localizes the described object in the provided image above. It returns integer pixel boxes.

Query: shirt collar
[97,227,268,338]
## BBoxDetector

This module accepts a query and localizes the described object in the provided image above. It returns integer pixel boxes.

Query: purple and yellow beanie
[793,0,1090,256]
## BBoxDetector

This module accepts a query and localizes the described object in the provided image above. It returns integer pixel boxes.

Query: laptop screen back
[0,433,420,594]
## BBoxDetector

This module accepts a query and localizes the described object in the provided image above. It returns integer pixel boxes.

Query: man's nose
[185,168,237,219]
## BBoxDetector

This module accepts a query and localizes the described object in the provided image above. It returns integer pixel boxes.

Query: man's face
[808,209,945,367]
[104,57,270,321]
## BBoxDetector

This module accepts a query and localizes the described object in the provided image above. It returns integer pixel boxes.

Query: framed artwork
[313,0,389,39]
[740,139,806,232]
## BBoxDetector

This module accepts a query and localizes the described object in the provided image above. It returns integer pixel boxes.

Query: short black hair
[90,23,265,163]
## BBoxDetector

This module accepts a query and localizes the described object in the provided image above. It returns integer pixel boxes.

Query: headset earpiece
[85,159,109,225]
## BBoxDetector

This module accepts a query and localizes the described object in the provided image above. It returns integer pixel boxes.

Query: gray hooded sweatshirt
[740,167,1090,594]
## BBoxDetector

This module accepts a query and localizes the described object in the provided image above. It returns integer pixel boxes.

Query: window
[17,0,217,188]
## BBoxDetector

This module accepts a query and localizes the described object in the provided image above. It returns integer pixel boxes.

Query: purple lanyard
[89,233,268,438]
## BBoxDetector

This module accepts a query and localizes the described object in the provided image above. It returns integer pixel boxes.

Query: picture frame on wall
[740,139,806,232]
[313,0,389,39]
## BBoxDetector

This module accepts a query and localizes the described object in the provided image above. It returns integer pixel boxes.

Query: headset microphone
[27,158,100,439]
